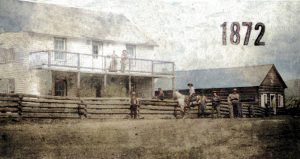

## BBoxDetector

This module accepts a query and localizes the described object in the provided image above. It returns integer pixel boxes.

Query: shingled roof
[175,64,287,89]
[0,0,157,46]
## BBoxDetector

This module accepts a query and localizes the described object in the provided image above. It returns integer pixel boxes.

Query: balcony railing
[29,50,175,76]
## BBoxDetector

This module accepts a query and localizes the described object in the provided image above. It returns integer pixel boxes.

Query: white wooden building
[0,0,175,98]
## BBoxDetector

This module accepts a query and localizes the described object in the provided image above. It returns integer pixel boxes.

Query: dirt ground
[0,117,299,159]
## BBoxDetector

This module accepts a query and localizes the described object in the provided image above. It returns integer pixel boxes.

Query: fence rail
[0,93,292,120]
[29,50,175,76]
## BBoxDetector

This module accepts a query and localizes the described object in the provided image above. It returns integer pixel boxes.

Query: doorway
[54,80,67,96]
[270,94,276,115]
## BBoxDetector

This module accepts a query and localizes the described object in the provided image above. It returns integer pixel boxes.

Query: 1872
[221,22,265,46]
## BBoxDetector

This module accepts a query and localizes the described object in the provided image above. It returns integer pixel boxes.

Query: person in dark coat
[212,91,221,118]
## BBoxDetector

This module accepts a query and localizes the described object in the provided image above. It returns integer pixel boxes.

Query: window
[126,45,136,58]
[278,94,284,107]
[92,41,102,58]
[54,38,66,60]
[260,94,267,107]
[54,80,67,96]
[0,78,15,93]
[126,45,136,66]
[0,48,15,64]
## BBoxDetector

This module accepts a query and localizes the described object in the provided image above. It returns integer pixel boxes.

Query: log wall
[0,93,289,120]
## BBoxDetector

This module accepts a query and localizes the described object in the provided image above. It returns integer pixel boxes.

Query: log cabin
[0,0,175,98]
[157,64,287,112]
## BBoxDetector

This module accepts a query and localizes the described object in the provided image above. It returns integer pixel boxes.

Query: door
[95,84,101,97]
[270,94,276,114]
[54,80,67,96]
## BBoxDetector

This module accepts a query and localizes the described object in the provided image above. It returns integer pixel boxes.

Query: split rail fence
[0,93,289,120]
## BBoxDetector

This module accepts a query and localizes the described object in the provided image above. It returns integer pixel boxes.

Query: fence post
[17,94,23,121]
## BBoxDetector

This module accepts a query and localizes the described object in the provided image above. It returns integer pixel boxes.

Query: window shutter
[261,94,265,107]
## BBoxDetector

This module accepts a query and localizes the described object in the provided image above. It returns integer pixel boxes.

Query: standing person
[212,91,221,118]
[120,50,128,72]
[157,88,164,101]
[130,92,139,119]
[198,92,207,118]
[228,88,240,118]
[187,83,195,106]
[109,50,118,72]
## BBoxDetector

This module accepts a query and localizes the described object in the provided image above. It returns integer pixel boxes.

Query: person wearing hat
[227,88,240,118]
[130,92,139,119]
[197,91,207,118]
[212,90,221,118]
[187,83,196,105]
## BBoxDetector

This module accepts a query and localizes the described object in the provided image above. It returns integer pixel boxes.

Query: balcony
[29,50,175,77]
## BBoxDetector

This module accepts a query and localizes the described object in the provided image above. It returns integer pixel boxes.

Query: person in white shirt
[187,83,196,106]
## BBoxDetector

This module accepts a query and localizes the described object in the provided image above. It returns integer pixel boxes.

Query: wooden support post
[129,76,132,96]
[152,77,155,97]
[104,74,107,88]
[172,77,176,97]
[76,72,81,97]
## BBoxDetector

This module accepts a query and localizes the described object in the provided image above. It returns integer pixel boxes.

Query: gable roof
[175,64,287,90]
[0,0,157,46]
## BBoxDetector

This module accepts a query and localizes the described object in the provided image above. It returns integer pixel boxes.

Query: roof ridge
[176,64,274,72]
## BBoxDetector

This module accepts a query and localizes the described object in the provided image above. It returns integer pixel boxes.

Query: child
[130,92,139,119]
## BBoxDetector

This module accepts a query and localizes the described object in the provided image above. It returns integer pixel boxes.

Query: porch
[29,51,175,97]
[29,50,175,77]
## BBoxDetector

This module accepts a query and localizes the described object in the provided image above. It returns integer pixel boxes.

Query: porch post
[76,72,81,97]
[152,77,155,97]
[129,76,132,96]
[172,77,176,97]
[104,74,107,88]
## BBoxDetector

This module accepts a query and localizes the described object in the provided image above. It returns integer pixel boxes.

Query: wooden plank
[22,98,81,104]
[140,99,177,103]
[0,97,19,101]
[22,113,80,118]
[22,107,78,113]
[0,107,19,112]
[83,101,130,105]
[0,93,20,97]
[86,104,129,109]
[87,114,129,119]
[21,94,79,100]
[83,97,129,101]
[87,109,129,114]
[140,114,176,119]
[140,102,177,107]
[141,105,175,111]
[21,102,78,108]
[0,113,20,118]
[0,102,19,107]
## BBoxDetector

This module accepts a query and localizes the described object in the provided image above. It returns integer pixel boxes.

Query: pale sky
[26,0,300,80]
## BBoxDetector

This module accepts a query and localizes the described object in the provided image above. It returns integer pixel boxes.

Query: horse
[173,91,200,118]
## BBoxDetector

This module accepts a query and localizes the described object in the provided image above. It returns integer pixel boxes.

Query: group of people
[129,82,242,119]
[187,83,242,118]
[108,50,129,72]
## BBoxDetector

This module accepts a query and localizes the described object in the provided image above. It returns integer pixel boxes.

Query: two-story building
[0,0,175,98]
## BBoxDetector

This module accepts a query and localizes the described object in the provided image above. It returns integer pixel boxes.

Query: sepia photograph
[0,0,299,158]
